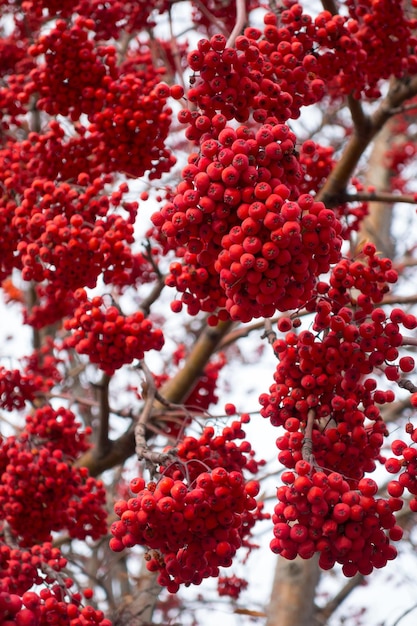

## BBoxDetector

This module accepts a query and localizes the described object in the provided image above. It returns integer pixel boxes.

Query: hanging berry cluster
[64,290,164,375]
[0,541,112,625]
[110,417,268,592]
[0,406,108,546]
[152,122,343,323]
[272,463,401,576]
[261,243,417,575]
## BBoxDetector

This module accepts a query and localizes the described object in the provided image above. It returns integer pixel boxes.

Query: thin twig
[344,191,417,205]
[398,377,417,393]
[134,361,178,468]
[302,409,315,463]
[314,573,365,624]
[226,0,247,48]
[96,373,111,457]
[390,602,417,626]
[261,318,278,352]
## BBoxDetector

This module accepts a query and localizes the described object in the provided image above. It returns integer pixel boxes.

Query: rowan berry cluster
[0,368,35,411]
[24,17,174,179]
[343,0,417,98]
[0,541,66,597]
[261,241,417,573]
[11,176,135,290]
[21,338,63,394]
[110,418,268,591]
[0,406,107,545]
[217,574,248,599]
[64,290,164,375]
[153,121,343,322]
[386,436,417,513]
[0,539,112,624]
[271,462,401,576]
[261,246,416,476]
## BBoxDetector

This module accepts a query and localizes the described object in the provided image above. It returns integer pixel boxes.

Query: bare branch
[226,0,247,48]
[302,409,315,463]
[347,93,368,133]
[317,76,417,207]
[314,573,365,624]
[134,361,178,468]
[398,377,417,393]
[96,373,111,457]
[320,0,339,13]
[344,191,417,205]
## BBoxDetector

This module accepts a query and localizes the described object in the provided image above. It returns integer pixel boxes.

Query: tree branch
[314,573,365,624]
[317,76,417,207]
[344,191,417,205]
[96,373,111,456]
[77,319,233,476]
[226,0,247,48]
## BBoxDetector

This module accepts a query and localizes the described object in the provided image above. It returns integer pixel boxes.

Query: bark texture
[266,556,321,626]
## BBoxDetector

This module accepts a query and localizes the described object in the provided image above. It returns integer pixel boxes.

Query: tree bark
[266,556,321,626]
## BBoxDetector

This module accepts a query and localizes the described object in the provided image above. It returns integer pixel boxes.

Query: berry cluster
[0,406,107,545]
[261,246,416,478]
[153,122,342,322]
[271,462,401,576]
[22,337,63,394]
[0,540,111,625]
[217,574,248,599]
[110,418,268,591]
[260,242,417,573]
[13,177,135,290]
[386,435,417,513]
[0,368,35,411]
[344,0,417,98]
[181,16,327,142]
[25,18,174,179]
[64,290,164,375]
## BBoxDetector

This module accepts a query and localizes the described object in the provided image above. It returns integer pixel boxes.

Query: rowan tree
[2,0,417,625]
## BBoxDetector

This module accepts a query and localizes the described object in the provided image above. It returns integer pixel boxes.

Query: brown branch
[317,76,417,207]
[77,319,233,476]
[302,409,315,462]
[134,361,178,468]
[96,373,111,456]
[401,336,417,347]
[261,318,278,351]
[314,573,365,624]
[344,191,417,205]
[398,377,417,393]
[226,0,247,48]
[347,93,368,133]
[320,0,339,13]
[382,294,417,305]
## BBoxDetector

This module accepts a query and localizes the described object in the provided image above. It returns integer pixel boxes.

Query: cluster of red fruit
[217,574,248,599]
[386,435,417,514]
[272,462,401,576]
[0,368,35,412]
[342,0,417,98]
[259,242,417,573]
[152,120,342,322]
[0,406,107,546]
[64,290,164,375]
[110,417,268,592]
[23,16,174,179]
[0,541,111,625]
